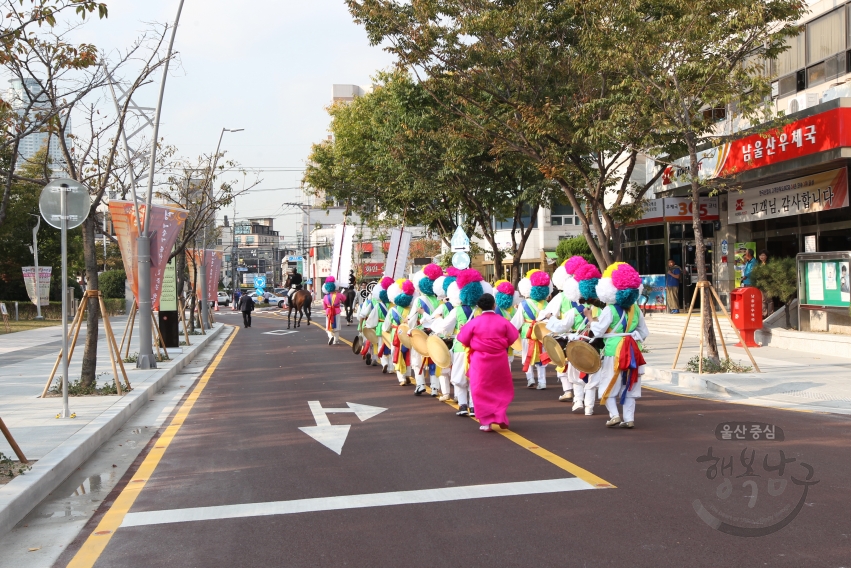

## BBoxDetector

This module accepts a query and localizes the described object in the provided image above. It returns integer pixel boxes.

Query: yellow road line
[307,321,612,488]
[67,326,240,568]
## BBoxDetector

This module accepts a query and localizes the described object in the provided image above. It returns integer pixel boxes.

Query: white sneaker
[558,391,574,402]
[606,416,623,427]
[572,401,584,412]
[585,407,594,416]
[526,379,536,388]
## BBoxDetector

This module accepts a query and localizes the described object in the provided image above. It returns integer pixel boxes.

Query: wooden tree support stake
[671,281,760,374]
[0,416,27,463]
[40,290,130,398]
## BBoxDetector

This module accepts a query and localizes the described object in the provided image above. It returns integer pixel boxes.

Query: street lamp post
[198,127,243,329]
[137,0,185,370]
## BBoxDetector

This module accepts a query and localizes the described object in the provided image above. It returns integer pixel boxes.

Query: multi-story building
[622,0,851,332]
[222,217,290,290]
[6,77,72,170]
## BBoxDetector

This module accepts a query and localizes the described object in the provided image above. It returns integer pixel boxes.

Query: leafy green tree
[595,0,804,359]
[304,71,558,282]
[346,0,665,267]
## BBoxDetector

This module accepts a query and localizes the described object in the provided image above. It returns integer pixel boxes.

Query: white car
[250,292,288,308]
[216,291,230,306]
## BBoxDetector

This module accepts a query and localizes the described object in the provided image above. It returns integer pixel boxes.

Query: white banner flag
[22,266,51,306]
[330,224,354,284]
[384,228,412,280]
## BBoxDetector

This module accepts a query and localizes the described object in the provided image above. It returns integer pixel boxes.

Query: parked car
[249,292,287,308]
[216,291,230,306]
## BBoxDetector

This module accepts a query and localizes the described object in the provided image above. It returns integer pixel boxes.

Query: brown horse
[287,289,312,328]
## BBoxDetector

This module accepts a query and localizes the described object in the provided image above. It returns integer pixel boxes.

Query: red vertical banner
[109,200,189,308]
[150,207,188,310]
[206,250,223,302]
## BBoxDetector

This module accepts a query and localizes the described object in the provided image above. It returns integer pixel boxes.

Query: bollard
[14,302,18,321]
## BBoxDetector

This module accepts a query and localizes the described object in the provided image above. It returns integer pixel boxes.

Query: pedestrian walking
[457,293,519,432]
[237,292,255,328]
[665,259,682,313]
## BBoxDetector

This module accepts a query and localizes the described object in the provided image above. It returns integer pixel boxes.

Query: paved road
[56,311,851,567]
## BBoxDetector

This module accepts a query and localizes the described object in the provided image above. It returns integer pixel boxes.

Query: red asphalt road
[58,311,851,567]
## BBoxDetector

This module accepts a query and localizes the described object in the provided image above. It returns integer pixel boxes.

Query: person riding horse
[285,269,303,291]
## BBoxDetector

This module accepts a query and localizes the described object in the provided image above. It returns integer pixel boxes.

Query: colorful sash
[521,300,550,372]
[600,305,641,404]
[324,293,341,331]
[391,307,411,373]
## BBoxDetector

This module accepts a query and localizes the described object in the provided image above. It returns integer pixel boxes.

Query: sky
[59,0,395,245]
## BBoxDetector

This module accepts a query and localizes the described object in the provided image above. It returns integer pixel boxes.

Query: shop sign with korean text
[728,168,848,224]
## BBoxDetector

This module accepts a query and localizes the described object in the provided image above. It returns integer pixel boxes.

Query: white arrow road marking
[119,477,600,528]
[299,401,387,454]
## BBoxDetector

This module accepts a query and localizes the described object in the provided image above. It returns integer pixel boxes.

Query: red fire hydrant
[730,287,763,348]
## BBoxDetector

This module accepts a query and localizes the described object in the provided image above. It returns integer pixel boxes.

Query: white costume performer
[407,264,444,396]
[510,270,553,390]
[589,262,649,428]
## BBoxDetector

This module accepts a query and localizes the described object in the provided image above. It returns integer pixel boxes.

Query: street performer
[426,268,487,417]
[322,276,343,346]
[407,263,444,396]
[457,293,519,432]
[424,267,459,401]
[494,280,518,364]
[539,256,590,402]
[511,269,553,390]
[358,276,394,372]
[589,262,648,429]
[383,278,417,386]
[545,262,602,414]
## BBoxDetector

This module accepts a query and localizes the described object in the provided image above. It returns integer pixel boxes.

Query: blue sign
[254,275,267,288]
[237,267,248,272]
[287,255,304,262]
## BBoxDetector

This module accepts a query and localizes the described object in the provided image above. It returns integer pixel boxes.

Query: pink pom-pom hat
[423,263,443,280]
[563,256,588,276]
[326,276,336,283]
[574,264,601,281]
[380,276,394,289]
[401,280,415,295]
[445,266,461,277]
[529,271,551,287]
[496,281,515,295]
[456,268,484,290]
[611,263,641,290]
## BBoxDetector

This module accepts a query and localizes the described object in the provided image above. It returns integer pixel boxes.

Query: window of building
[772,33,805,78]
[216,238,223,245]
[495,204,538,230]
[702,107,727,122]
[316,245,332,261]
[808,9,845,65]
[224,255,230,262]
[550,203,580,226]
[245,236,254,245]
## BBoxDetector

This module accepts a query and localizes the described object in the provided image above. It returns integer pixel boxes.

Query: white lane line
[120,477,596,528]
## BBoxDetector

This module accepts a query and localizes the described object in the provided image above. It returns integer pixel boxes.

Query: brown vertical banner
[109,200,189,307]
[206,250,223,302]
[185,248,204,300]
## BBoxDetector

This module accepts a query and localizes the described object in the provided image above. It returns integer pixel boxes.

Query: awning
[358,242,374,253]
[545,252,558,259]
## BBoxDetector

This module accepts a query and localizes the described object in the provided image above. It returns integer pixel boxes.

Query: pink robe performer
[456,311,520,428]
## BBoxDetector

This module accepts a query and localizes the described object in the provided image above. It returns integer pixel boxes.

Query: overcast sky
[66,0,395,245]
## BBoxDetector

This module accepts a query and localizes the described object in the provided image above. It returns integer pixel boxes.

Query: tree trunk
[686,133,719,362]
[188,259,197,333]
[554,178,611,268]
[80,216,101,387]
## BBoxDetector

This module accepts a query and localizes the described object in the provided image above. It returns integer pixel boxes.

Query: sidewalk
[641,331,851,415]
[0,313,229,537]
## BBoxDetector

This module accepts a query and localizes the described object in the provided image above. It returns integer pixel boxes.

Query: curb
[643,366,748,398]
[0,324,229,538]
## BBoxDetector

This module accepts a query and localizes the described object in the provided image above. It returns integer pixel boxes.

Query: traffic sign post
[39,179,90,418]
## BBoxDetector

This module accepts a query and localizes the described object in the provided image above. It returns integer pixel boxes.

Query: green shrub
[686,356,753,374]
[750,258,797,328]
[99,270,127,299]
[556,235,596,266]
